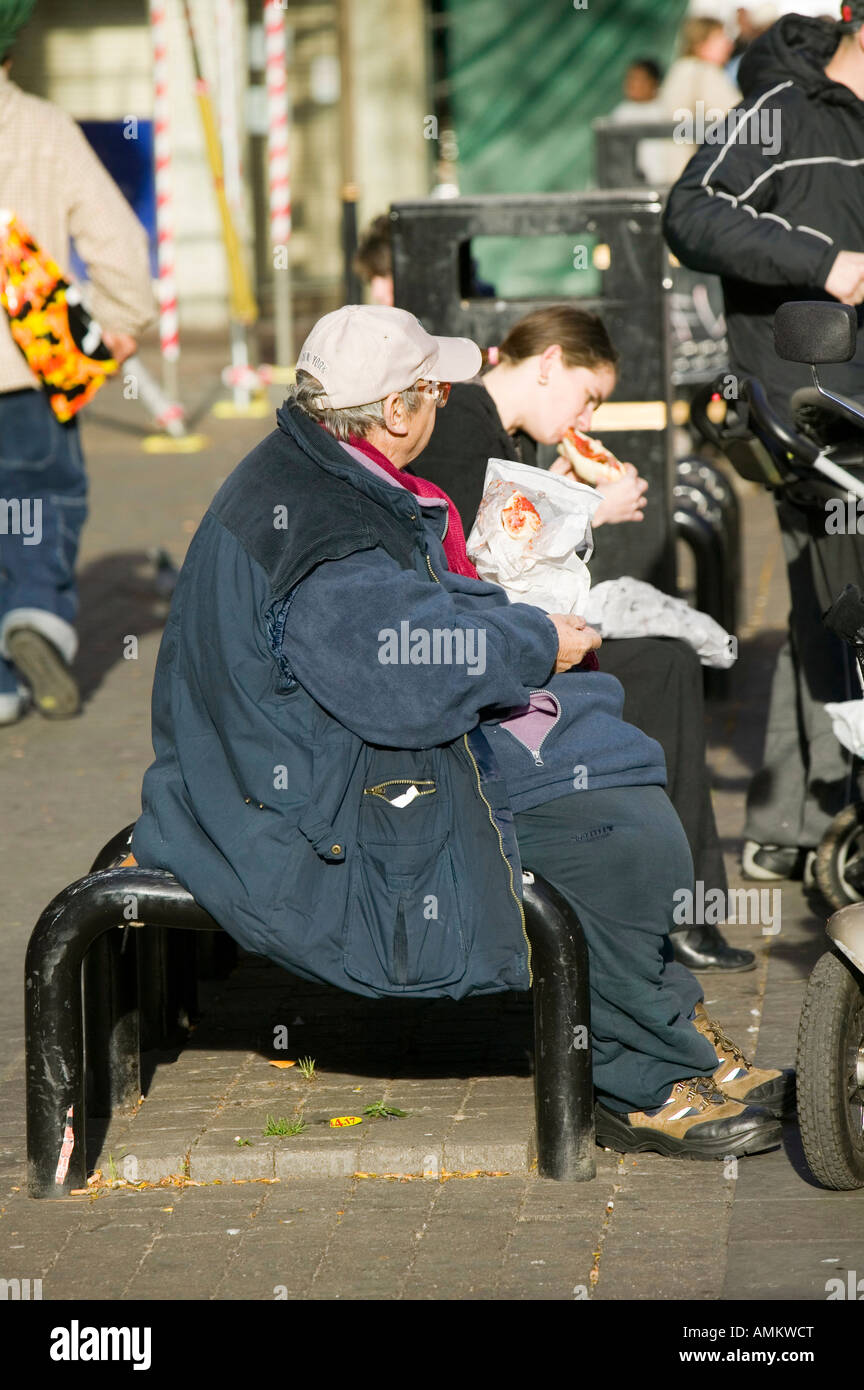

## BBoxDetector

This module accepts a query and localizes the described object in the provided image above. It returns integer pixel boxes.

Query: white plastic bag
[466,457,601,615]
[825,700,864,758]
[582,576,737,669]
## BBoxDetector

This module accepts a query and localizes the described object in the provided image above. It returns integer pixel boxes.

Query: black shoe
[595,1079,783,1160]
[741,840,806,881]
[670,922,756,972]
[5,627,80,718]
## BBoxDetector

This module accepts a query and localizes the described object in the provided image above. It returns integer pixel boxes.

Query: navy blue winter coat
[133,404,665,997]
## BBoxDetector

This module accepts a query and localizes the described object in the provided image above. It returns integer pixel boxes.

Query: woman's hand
[548,456,647,526]
[592,463,648,526]
[548,613,602,673]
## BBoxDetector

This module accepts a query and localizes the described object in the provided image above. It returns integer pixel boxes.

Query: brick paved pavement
[1,342,863,1303]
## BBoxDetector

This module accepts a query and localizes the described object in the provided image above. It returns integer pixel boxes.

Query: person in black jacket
[414,305,754,972]
[664,3,864,882]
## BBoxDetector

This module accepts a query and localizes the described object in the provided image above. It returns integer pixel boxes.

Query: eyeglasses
[416,379,452,408]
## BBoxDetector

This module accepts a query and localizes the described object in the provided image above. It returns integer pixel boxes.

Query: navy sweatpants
[514,784,720,1114]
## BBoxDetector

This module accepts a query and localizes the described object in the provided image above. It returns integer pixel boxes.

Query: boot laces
[671,1075,728,1111]
[703,1013,751,1070]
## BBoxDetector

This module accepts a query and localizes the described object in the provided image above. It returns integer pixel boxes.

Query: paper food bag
[466,458,601,615]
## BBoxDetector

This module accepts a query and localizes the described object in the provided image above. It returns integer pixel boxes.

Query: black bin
[390,192,676,591]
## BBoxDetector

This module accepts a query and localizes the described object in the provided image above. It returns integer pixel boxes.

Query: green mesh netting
[443,0,689,296]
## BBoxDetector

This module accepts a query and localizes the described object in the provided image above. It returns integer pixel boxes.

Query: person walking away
[0,0,155,725]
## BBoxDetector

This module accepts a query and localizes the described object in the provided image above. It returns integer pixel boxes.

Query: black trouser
[599,636,727,898]
[515,785,719,1114]
[745,496,860,848]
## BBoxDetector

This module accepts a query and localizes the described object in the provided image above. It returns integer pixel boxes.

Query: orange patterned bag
[0,210,117,421]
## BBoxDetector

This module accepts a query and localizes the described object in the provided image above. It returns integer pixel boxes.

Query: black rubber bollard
[522,871,595,1181]
[26,868,219,1198]
[83,927,140,1117]
[84,825,141,1114]
[89,826,199,1051]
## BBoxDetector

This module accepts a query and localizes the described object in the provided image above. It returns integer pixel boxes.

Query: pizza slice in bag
[0,210,117,421]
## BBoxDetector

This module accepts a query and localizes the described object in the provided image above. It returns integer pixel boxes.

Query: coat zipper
[462,733,532,985]
[364,779,437,800]
[424,547,531,980]
[501,690,562,768]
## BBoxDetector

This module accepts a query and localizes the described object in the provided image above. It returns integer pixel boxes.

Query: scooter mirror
[774,301,858,365]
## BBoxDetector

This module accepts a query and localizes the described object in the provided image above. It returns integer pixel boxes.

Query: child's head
[624,58,663,103]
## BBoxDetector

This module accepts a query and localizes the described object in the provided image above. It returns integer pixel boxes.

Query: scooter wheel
[796,947,864,1190]
[814,802,864,910]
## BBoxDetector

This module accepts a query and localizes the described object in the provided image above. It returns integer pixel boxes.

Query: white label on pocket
[389,785,421,808]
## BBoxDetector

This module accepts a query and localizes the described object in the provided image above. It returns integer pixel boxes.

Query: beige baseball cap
[296,304,482,409]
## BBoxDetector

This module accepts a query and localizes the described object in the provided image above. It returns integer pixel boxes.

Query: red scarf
[344,432,598,671]
[346,433,479,579]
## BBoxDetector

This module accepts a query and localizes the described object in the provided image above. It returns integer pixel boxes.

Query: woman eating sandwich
[414,304,751,973]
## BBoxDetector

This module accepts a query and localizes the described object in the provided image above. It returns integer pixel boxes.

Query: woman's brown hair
[492,306,619,372]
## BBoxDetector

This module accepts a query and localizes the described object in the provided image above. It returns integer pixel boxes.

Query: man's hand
[548,613,602,672]
[102,331,138,365]
[824,251,864,307]
[592,463,648,526]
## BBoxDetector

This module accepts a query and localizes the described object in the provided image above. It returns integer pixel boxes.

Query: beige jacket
[0,66,156,393]
[658,58,741,185]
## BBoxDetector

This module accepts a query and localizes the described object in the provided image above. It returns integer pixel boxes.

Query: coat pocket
[344,834,467,992]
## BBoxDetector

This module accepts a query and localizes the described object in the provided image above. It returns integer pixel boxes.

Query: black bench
[25,825,595,1197]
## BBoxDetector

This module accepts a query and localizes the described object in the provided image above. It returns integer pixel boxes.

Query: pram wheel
[814,802,864,910]
[797,947,864,1189]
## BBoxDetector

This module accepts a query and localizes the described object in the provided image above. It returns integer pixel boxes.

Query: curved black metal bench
[25,825,595,1197]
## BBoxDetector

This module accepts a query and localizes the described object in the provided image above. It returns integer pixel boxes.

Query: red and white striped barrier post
[216,0,253,409]
[149,0,181,406]
[265,0,293,367]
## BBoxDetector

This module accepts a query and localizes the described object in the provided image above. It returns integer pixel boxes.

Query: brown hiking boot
[595,1075,782,1159]
[693,1001,795,1117]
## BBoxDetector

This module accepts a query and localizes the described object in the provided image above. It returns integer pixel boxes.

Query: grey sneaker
[5,627,80,718]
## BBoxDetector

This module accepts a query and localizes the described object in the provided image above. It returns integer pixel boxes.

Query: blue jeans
[0,388,87,686]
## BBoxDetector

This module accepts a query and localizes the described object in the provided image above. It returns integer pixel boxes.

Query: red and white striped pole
[216,0,252,409]
[265,0,293,366]
[150,0,181,403]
